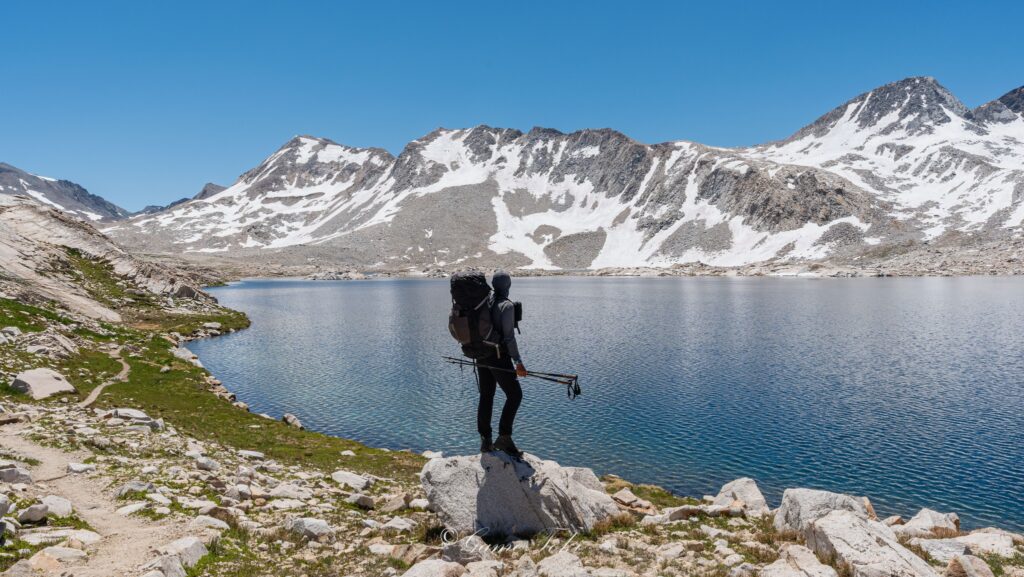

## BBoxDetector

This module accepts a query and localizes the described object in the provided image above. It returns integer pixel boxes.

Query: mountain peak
[784,76,972,142]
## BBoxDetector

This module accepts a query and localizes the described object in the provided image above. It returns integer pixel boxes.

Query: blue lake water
[188,277,1024,531]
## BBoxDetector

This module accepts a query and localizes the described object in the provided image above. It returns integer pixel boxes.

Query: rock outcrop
[760,544,839,577]
[420,452,619,538]
[10,368,76,400]
[805,510,939,577]
[712,477,770,517]
[894,508,961,538]
[774,488,873,533]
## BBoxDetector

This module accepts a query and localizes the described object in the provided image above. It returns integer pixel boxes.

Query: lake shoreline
[184,276,1024,537]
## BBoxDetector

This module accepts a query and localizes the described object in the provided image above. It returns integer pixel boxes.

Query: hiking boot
[480,435,494,453]
[494,434,523,459]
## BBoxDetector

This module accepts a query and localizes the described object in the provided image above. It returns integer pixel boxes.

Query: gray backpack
[448,271,500,359]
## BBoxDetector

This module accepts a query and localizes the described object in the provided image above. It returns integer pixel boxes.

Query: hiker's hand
[516,363,527,378]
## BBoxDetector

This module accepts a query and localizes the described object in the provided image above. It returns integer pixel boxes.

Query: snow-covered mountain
[105,77,1024,269]
[747,77,1024,239]
[0,163,129,221]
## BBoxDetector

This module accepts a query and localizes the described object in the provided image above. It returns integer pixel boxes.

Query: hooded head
[492,270,511,299]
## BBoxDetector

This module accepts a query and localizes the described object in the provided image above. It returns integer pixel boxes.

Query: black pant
[476,355,523,437]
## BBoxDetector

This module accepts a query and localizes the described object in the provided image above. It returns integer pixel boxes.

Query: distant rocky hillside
[0,195,213,322]
[101,76,1024,271]
[0,163,128,222]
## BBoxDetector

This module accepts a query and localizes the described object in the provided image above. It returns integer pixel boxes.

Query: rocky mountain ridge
[0,163,128,222]
[102,76,1024,271]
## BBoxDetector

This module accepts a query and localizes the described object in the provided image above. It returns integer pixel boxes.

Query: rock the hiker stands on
[420,451,619,538]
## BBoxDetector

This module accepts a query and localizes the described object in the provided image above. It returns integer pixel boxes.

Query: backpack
[448,271,500,359]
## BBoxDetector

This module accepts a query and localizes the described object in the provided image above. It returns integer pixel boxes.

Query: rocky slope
[104,77,1024,272]
[0,164,128,222]
[0,195,213,322]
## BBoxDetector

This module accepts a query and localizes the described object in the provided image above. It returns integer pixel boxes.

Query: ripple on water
[188,277,1024,532]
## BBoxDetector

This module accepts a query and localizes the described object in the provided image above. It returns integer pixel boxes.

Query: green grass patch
[981,553,1024,577]
[47,513,95,531]
[126,308,250,335]
[61,248,136,308]
[0,298,69,334]
[600,475,699,509]
[92,334,422,480]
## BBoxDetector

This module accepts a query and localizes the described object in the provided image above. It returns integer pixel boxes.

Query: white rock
[147,493,172,506]
[117,480,155,496]
[423,450,444,459]
[269,483,312,500]
[284,517,333,540]
[383,516,417,532]
[774,488,872,533]
[401,559,467,577]
[191,515,229,531]
[409,498,430,510]
[805,510,939,577]
[149,554,187,577]
[10,368,76,399]
[116,502,148,516]
[238,450,264,460]
[331,470,371,490]
[67,462,96,474]
[421,452,619,537]
[195,456,220,471]
[158,536,208,568]
[20,529,101,546]
[946,555,996,577]
[111,407,150,421]
[40,496,73,518]
[894,508,960,538]
[346,493,375,509]
[442,535,496,564]
[466,560,504,577]
[536,551,588,577]
[713,477,770,516]
[910,538,970,564]
[0,467,32,485]
[760,544,839,577]
[18,503,49,523]
[266,498,304,510]
[39,546,86,561]
[952,533,1017,558]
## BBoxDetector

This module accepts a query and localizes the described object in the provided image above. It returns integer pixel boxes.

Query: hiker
[477,270,527,458]
[448,269,526,458]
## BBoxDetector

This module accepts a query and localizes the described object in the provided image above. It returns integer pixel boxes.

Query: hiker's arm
[499,302,522,365]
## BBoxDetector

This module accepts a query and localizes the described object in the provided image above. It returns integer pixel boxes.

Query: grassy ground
[1,248,420,481]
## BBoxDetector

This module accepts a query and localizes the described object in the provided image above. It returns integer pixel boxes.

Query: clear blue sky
[3,0,1022,211]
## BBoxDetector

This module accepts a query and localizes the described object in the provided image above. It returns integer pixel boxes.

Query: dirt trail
[0,424,187,576]
[78,346,130,409]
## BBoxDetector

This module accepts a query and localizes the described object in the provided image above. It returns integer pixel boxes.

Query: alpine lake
[187,276,1024,531]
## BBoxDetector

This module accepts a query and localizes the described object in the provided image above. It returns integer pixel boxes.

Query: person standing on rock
[475,270,527,458]
[449,269,527,458]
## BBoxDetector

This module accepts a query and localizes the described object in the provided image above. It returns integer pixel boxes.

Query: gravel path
[77,347,129,409]
[0,423,187,576]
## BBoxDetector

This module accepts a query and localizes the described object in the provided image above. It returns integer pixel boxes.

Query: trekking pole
[441,356,582,399]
